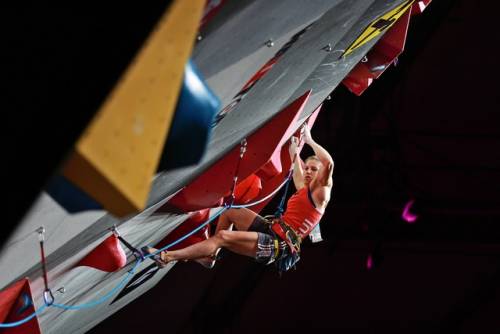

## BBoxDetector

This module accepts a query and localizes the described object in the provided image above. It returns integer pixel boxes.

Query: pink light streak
[366,254,374,270]
[402,199,418,224]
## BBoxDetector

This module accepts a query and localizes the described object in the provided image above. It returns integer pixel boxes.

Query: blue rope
[274,171,293,218]
[2,206,230,319]
[35,207,231,311]
[0,304,48,328]
[147,172,293,259]
[51,258,143,310]
[0,168,289,325]
[230,172,292,209]
[148,206,229,256]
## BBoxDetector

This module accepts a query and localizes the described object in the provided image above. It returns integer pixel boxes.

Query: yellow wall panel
[63,0,206,216]
[344,0,414,56]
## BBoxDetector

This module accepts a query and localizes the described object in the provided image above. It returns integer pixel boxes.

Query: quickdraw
[225,139,247,207]
[110,225,144,261]
[37,227,54,306]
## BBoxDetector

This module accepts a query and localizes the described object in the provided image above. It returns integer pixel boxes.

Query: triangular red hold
[0,278,42,334]
[77,235,127,272]
[343,8,412,96]
[233,174,262,205]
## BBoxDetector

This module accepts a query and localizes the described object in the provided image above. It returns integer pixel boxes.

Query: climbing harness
[262,215,301,274]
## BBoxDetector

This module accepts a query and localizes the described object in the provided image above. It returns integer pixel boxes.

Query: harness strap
[272,220,301,253]
[272,238,280,259]
[265,216,301,254]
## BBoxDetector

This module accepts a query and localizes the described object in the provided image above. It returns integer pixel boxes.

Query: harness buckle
[266,217,302,254]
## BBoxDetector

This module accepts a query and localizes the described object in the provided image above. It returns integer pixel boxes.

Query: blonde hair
[305,155,322,164]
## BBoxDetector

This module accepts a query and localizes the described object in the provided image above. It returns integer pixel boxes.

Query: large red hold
[76,235,127,272]
[0,278,42,334]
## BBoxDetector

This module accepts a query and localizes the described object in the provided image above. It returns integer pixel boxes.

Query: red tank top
[279,187,324,239]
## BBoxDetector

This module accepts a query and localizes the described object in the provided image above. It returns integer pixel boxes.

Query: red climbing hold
[233,174,262,205]
[77,235,127,272]
[0,278,41,333]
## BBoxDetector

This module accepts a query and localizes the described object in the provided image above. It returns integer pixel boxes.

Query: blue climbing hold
[157,59,220,170]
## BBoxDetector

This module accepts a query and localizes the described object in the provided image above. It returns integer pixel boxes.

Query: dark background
[3,0,499,333]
